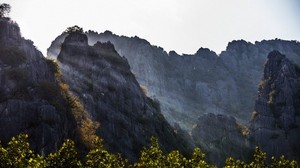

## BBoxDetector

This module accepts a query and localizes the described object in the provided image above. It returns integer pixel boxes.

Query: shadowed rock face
[192,113,252,166]
[251,51,300,161]
[0,18,79,155]
[57,32,194,162]
[48,32,300,132]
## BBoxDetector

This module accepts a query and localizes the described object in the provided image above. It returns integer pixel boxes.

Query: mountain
[48,31,300,132]
[48,29,300,165]
[251,50,300,161]
[0,18,93,155]
[55,31,194,162]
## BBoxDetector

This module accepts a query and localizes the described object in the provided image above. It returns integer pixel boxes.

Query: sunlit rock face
[0,18,78,155]
[56,32,194,162]
[49,31,300,132]
[251,51,300,161]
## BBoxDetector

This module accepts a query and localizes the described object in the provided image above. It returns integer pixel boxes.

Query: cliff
[0,18,90,155]
[251,51,300,161]
[56,32,194,162]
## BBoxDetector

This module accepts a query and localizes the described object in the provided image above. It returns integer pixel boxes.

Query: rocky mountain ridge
[48,31,300,132]
[48,30,300,165]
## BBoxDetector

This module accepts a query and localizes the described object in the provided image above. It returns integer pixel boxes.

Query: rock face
[0,18,82,154]
[192,113,251,166]
[251,51,300,161]
[56,32,194,162]
[48,31,300,132]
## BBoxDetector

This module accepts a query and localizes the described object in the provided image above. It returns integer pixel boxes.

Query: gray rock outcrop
[251,50,300,161]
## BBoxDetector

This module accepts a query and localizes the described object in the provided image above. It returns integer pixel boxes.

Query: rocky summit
[251,50,300,161]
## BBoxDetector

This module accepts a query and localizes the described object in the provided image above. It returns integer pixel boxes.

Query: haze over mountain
[48,31,300,131]
[1,1,300,166]
[5,0,300,55]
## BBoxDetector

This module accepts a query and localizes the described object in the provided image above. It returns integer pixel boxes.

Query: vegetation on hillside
[0,133,297,168]
[46,60,99,148]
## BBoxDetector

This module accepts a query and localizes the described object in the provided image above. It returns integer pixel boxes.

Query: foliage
[165,150,187,168]
[270,155,298,168]
[187,148,215,168]
[135,137,165,168]
[46,139,82,168]
[258,79,267,91]
[267,83,276,106]
[46,59,99,148]
[65,25,83,34]
[0,134,46,168]
[140,85,148,95]
[236,122,250,137]
[85,137,128,168]
[0,3,10,17]
[0,134,298,168]
[251,111,258,121]
[225,146,298,168]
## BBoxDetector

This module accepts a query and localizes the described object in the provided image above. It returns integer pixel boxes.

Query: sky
[3,0,300,55]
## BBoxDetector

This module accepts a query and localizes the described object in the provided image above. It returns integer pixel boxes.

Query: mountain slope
[56,31,194,161]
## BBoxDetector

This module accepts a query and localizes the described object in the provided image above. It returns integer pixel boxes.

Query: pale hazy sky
[4,0,300,55]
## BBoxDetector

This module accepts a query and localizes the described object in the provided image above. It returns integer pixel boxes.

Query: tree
[5,134,45,167]
[85,136,128,168]
[46,139,82,168]
[187,148,215,168]
[65,25,83,34]
[270,155,298,168]
[135,137,165,168]
[0,3,11,17]
[164,150,188,168]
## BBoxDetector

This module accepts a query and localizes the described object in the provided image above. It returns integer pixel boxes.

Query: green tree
[187,148,215,168]
[270,155,298,168]
[0,140,8,167]
[85,136,128,168]
[164,150,188,168]
[0,3,11,17]
[224,157,247,168]
[46,139,82,168]
[65,25,83,34]
[248,147,267,168]
[135,137,165,168]
[5,134,44,168]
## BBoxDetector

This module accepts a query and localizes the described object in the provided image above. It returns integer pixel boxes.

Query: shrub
[140,85,148,95]
[236,122,250,137]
